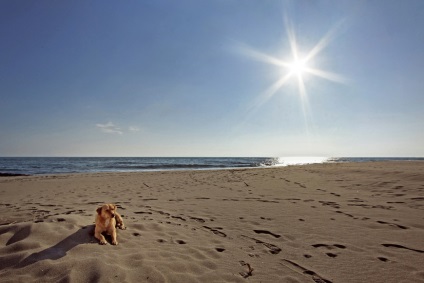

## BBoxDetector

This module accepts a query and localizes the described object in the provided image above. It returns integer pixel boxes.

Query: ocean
[0,157,422,175]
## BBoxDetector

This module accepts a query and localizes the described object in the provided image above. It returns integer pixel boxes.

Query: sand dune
[0,161,423,282]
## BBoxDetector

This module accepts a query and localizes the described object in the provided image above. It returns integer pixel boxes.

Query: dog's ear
[96,207,102,215]
[113,204,117,210]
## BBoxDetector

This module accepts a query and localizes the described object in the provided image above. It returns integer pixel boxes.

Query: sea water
[0,157,422,175]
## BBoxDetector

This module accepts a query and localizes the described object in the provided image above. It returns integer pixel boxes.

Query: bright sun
[288,59,307,77]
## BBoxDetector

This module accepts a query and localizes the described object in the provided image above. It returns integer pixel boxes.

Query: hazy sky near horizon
[1,0,423,157]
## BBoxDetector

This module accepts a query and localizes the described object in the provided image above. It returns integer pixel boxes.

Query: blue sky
[1,0,423,157]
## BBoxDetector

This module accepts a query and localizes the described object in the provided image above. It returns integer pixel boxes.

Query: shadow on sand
[17,225,95,268]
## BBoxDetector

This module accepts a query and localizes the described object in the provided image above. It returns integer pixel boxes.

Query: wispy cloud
[96,122,123,135]
[128,126,140,132]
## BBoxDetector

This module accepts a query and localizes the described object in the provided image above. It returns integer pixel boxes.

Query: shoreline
[0,159,423,177]
[1,157,423,176]
[1,161,423,282]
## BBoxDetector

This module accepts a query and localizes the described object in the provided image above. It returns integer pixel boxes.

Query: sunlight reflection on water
[276,157,331,166]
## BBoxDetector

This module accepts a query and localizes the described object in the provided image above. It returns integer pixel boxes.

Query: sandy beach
[0,161,423,282]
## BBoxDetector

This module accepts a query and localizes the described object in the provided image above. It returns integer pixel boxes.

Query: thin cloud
[129,126,140,132]
[96,122,123,135]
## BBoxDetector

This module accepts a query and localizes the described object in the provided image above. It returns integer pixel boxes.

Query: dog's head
[96,203,117,219]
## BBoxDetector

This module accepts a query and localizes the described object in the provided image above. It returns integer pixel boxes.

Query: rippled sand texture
[0,161,423,282]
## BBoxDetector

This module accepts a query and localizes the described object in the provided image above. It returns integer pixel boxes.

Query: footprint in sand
[171,216,186,221]
[378,257,389,262]
[253,229,281,238]
[203,226,226,237]
[334,210,355,218]
[134,211,152,215]
[376,220,409,230]
[312,243,346,249]
[294,182,306,188]
[312,243,346,258]
[281,259,332,283]
[241,235,281,255]
[188,216,206,223]
[260,217,273,221]
[319,201,340,209]
[381,243,423,253]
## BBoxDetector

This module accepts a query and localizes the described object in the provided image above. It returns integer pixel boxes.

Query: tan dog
[94,203,126,245]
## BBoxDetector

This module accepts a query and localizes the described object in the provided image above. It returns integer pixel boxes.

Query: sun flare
[240,17,346,107]
[288,58,307,77]
[238,15,348,134]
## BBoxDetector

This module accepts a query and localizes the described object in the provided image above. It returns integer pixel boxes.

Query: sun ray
[284,16,299,61]
[263,72,293,101]
[304,67,347,84]
[237,43,291,68]
[247,72,292,113]
[297,74,311,135]
[303,20,345,63]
